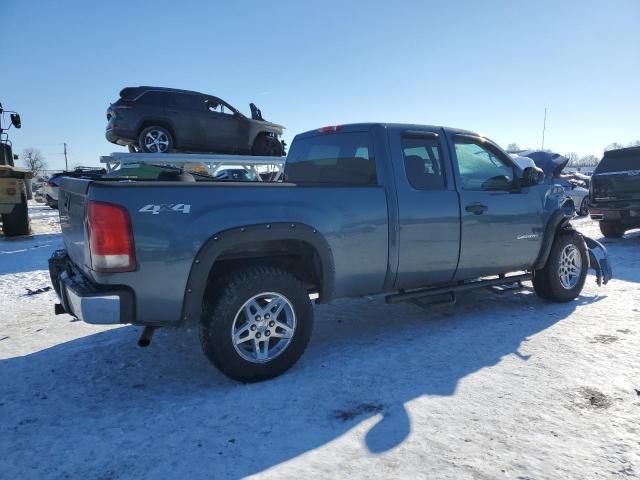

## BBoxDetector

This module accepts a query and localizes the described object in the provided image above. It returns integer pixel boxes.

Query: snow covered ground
[1,204,638,479]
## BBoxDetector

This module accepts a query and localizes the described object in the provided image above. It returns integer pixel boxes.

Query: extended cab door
[449,133,545,279]
[391,128,461,289]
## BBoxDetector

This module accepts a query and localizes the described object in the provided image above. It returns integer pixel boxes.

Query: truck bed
[59,177,389,324]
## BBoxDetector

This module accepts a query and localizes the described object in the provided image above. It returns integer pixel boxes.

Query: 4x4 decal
[139,204,191,215]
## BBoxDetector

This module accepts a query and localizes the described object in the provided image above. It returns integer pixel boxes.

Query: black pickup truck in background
[590,146,640,238]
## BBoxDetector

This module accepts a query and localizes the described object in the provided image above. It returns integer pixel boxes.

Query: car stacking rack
[100,152,287,181]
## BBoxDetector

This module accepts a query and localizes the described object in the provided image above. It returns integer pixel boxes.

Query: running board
[385,273,532,304]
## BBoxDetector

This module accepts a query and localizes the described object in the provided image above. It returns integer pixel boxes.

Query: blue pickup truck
[49,123,611,382]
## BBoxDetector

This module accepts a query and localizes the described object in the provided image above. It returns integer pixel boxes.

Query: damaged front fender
[583,236,612,286]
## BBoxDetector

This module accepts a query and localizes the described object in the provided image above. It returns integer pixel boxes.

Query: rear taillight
[88,201,136,272]
[47,181,55,187]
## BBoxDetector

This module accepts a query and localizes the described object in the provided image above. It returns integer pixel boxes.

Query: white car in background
[44,173,63,209]
[43,167,107,209]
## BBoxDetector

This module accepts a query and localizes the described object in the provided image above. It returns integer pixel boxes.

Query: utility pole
[63,142,68,170]
[541,108,547,150]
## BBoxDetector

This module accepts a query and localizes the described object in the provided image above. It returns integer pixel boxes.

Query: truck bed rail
[100,152,286,181]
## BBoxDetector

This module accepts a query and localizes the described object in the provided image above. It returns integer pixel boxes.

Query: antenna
[541,108,547,150]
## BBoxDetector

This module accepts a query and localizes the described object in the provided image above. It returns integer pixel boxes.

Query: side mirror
[520,166,545,187]
[10,113,21,129]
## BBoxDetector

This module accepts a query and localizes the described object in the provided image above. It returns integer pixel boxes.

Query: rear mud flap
[583,236,612,286]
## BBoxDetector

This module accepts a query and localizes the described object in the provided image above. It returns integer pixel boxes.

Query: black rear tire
[200,265,313,382]
[252,135,284,157]
[138,126,173,153]
[533,232,587,302]
[599,221,625,238]
[2,192,30,237]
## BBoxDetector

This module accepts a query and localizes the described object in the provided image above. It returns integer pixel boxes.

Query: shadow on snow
[0,286,605,478]
[0,233,63,276]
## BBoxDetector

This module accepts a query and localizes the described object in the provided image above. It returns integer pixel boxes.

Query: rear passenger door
[165,93,206,149]
[391,129,461,289]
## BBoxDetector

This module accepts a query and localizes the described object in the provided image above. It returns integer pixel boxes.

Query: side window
[175,94,207,111]
[401,136,446,190]
[207,99,234,115]
[137,92,164,107]
[453,140,514,191]
[285,132,376,184]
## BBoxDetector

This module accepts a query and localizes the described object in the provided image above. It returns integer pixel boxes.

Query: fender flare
[533,209,575,270]
[179,222,335,324]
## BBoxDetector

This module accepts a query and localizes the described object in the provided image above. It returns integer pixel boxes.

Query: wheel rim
[231,292,296,363]
[144,129,169,153]
[558,244,582,289]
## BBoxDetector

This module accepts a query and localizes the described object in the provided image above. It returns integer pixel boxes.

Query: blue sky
[2,0,639,170]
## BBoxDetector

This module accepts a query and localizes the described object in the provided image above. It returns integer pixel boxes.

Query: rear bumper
[589,203,640,225]
[106,128,137,146]
[49,249,135,325]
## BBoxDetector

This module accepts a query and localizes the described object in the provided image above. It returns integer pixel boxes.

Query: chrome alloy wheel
[144,129,170,152]
[231,292,296,363]
[558,244,582,289]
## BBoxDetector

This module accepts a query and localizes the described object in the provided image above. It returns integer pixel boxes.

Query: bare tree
[605,142,625,151]
[506,143,521,153]
[605,140,640,151]
[565,152,579,166]
[577,155,599,167]
[22,148,48,176]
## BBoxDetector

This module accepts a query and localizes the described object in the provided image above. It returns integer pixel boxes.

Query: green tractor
[0,102,31,237]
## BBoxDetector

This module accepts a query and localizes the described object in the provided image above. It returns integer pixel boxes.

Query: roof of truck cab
[294,123,479,138]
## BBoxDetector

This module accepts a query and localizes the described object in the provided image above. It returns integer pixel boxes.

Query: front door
[450,134,545,280]
[392,128,461,290]
[200,99,240,152]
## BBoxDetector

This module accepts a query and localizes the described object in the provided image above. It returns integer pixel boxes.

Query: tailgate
[591,171,640,203]
[58,177,92,273]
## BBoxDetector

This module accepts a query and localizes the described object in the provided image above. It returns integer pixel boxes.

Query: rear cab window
[285,131,377,185]
[401,135,446,190]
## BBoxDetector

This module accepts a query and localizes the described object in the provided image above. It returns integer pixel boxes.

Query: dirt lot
[1,204,639,479]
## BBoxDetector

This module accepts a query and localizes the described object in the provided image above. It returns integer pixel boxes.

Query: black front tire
[533,232,587,302]
[138,126,174,153]
[599,221,625,238]
[252,135,284,157]
[2,192,31,237]
[200,265,313,382]
[578,197,589,216]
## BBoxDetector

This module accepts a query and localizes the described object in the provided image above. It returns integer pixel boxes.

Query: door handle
[465,202,488,215]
